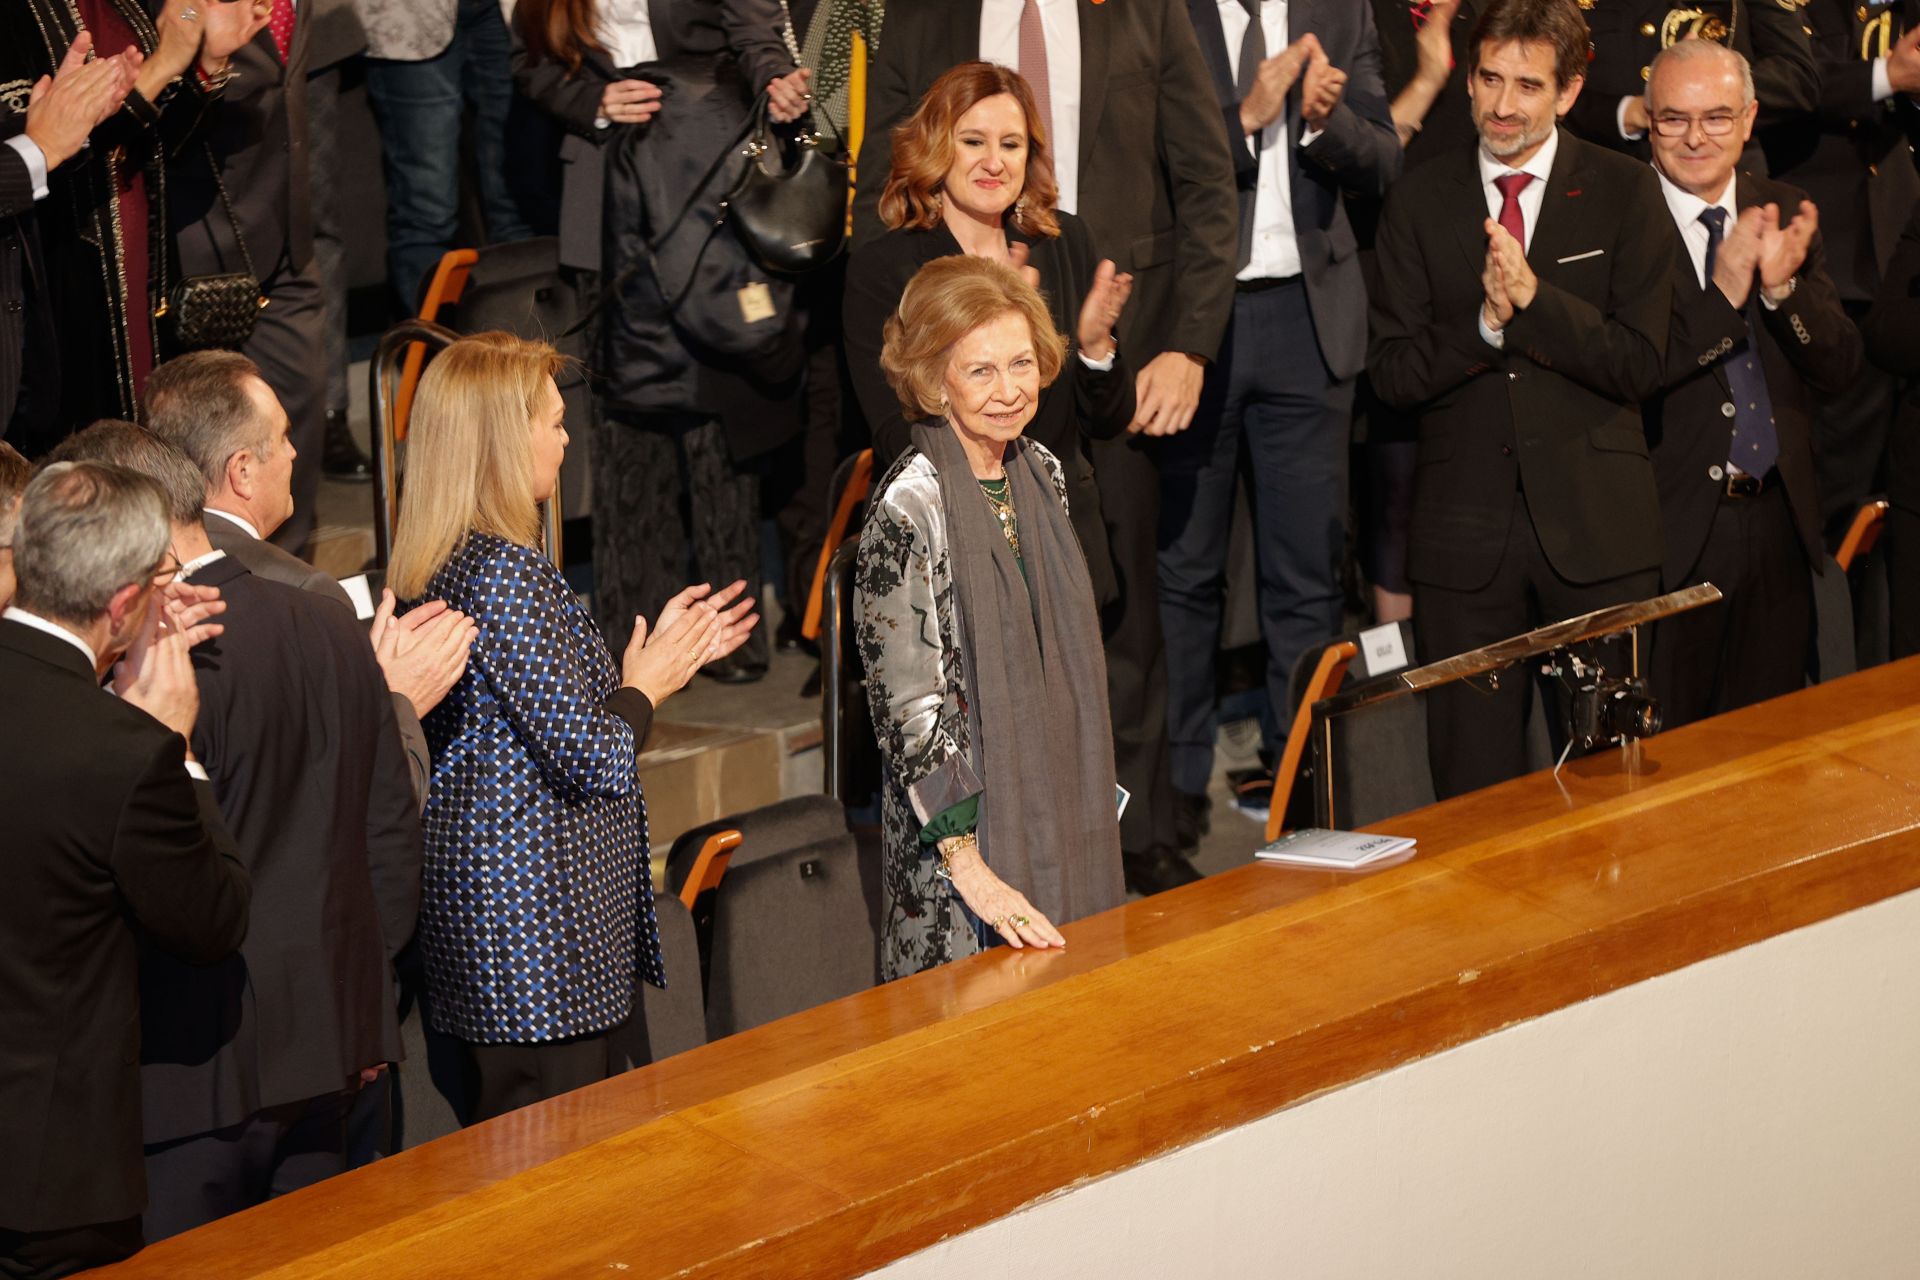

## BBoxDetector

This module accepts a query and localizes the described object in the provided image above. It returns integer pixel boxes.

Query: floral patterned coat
[854,438,1071,980]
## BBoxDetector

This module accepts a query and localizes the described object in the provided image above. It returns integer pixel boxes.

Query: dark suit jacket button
[1501,444,1513,456]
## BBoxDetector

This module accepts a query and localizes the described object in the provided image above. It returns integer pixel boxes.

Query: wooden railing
[99,659,1920,1278]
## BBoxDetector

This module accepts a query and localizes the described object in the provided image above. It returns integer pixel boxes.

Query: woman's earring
[1014,197,1027,220]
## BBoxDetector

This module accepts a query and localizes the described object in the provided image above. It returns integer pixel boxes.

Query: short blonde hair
[387,332,568,599]
[880,256,1067,421]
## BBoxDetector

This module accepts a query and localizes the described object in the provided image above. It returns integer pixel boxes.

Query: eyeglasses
[149,552,183,588]
[1651,111,1743,138]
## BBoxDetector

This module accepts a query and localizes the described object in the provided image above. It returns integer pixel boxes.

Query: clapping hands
[1480,220,1535,332]
[621,580,760,708]
[114,581,227,745]
[1076,258,1133,363]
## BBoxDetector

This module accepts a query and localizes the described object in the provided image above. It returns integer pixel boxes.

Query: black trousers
[462,1032,611,1123]
[1889,503,1920,661]
[1090,431,1178,858]
[1651,483,1812,731]
[1414,488,1658,799]
[1814,305,1894,550]
[247,256,329,556]
[141,1089,357,1243]
[0,1218,141,1280]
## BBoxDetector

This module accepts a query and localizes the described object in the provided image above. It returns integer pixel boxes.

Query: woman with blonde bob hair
[855,257,1126,979]
[389,332,756,1119]
[846,60,1134,611]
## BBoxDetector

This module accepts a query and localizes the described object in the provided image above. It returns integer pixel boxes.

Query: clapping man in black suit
[1642,41,1861,727]
[1160,0,1398,838]
[854,0,1240,892]
[0,461,249,1279]
[1369,0,1680,798]
[147,352,475,807]
[46,422,425,1239]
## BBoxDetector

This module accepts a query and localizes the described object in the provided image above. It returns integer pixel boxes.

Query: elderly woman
[387,332,756,1119]
[857,256,1126,979]
[845,61,1134,604]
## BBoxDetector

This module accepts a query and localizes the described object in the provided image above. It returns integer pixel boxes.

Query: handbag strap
[203,143,261,285]
[777,0,845,154]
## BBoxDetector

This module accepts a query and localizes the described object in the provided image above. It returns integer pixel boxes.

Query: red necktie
[1019,0,1051,141]
[269,0,296,63]
[1493,172,1533,250]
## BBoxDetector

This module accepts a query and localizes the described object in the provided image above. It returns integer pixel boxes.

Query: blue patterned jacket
[418,533,665,1043]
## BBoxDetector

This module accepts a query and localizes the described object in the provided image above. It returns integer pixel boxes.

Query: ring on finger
[182,5,199,18]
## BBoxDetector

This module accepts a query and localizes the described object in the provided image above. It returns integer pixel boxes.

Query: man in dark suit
[146,352,476,807]
[2,32,135,445]
[1764,0,1920,546]
[1160,0,1399,835]
[1369,0,1689,798]
[1641,41,1862,727]
[45,421,425,1238]
[1564,0,1815,167]
[0,461,249,1279]
[170,0,331,554]
[854,0,1241,892]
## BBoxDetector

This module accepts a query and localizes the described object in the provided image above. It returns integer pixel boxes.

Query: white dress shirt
[1657,168,1737,289]
[980,0,1082,214]
[178,548,228,582]
[598,0,658,67]
[1218,0,1309,281]
[4,605,97,670]
[1475,128,1558,347]
[205,507,264,541]
[4,135,50,202]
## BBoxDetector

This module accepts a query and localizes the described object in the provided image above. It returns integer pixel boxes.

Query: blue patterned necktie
[1698,206,1780,476]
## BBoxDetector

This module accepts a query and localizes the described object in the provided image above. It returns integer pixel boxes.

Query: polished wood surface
[102,662,1920,1278]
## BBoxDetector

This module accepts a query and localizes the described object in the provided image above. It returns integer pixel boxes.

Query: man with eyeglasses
[1642,38,1861,727]
[0,460,249,1278]
[1566,0,1815,168]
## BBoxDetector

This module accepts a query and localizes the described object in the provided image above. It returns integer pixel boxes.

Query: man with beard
[1367,0,1681,798]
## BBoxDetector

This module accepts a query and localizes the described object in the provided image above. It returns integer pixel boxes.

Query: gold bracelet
[936,830,978,881]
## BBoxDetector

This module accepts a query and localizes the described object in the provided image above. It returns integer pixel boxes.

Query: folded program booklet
[1256,828,1417,870]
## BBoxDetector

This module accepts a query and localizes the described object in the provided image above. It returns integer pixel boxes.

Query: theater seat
[704,833,876,1039]
[610,892,707,1069]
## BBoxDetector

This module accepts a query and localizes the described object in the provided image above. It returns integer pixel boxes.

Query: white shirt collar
[205,507,263,541]
[1478,125,1560,191]
[179,548,228,582]
[3,606,98,670]
[1655,167,1737,232]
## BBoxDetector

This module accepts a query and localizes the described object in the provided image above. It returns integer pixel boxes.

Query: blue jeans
[1156,279,1354,796]
[364,0,531,315]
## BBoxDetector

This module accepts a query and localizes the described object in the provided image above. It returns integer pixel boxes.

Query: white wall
[871,888,1920,1280]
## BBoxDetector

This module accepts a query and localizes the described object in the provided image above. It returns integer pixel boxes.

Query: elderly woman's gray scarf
[910,419,1126,928]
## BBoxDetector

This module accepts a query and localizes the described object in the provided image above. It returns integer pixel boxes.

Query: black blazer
[171,1,314,281]
[139,558,422,1144]
[843,213,1135,602]
[1648,172,1862,585]
[1763,0,1920,303]
[1568,0,1817,166]
[0,618,249,1232]
[1,134,50,439]
[203,509,432,806]
[1184,0,1400,381]
[1862,198,1920,518]
[853,0,1241,367]
[1368,129,1680,591]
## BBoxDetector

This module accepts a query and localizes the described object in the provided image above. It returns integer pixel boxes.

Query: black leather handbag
[724,0,848,274]
[158,148,265,352]
[725,98,849,274]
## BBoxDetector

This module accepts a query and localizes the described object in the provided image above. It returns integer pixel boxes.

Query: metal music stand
[1307,583,1725,827]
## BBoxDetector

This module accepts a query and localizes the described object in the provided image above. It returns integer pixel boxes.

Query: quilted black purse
[157,148,265,352]
[723,0,849,274]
